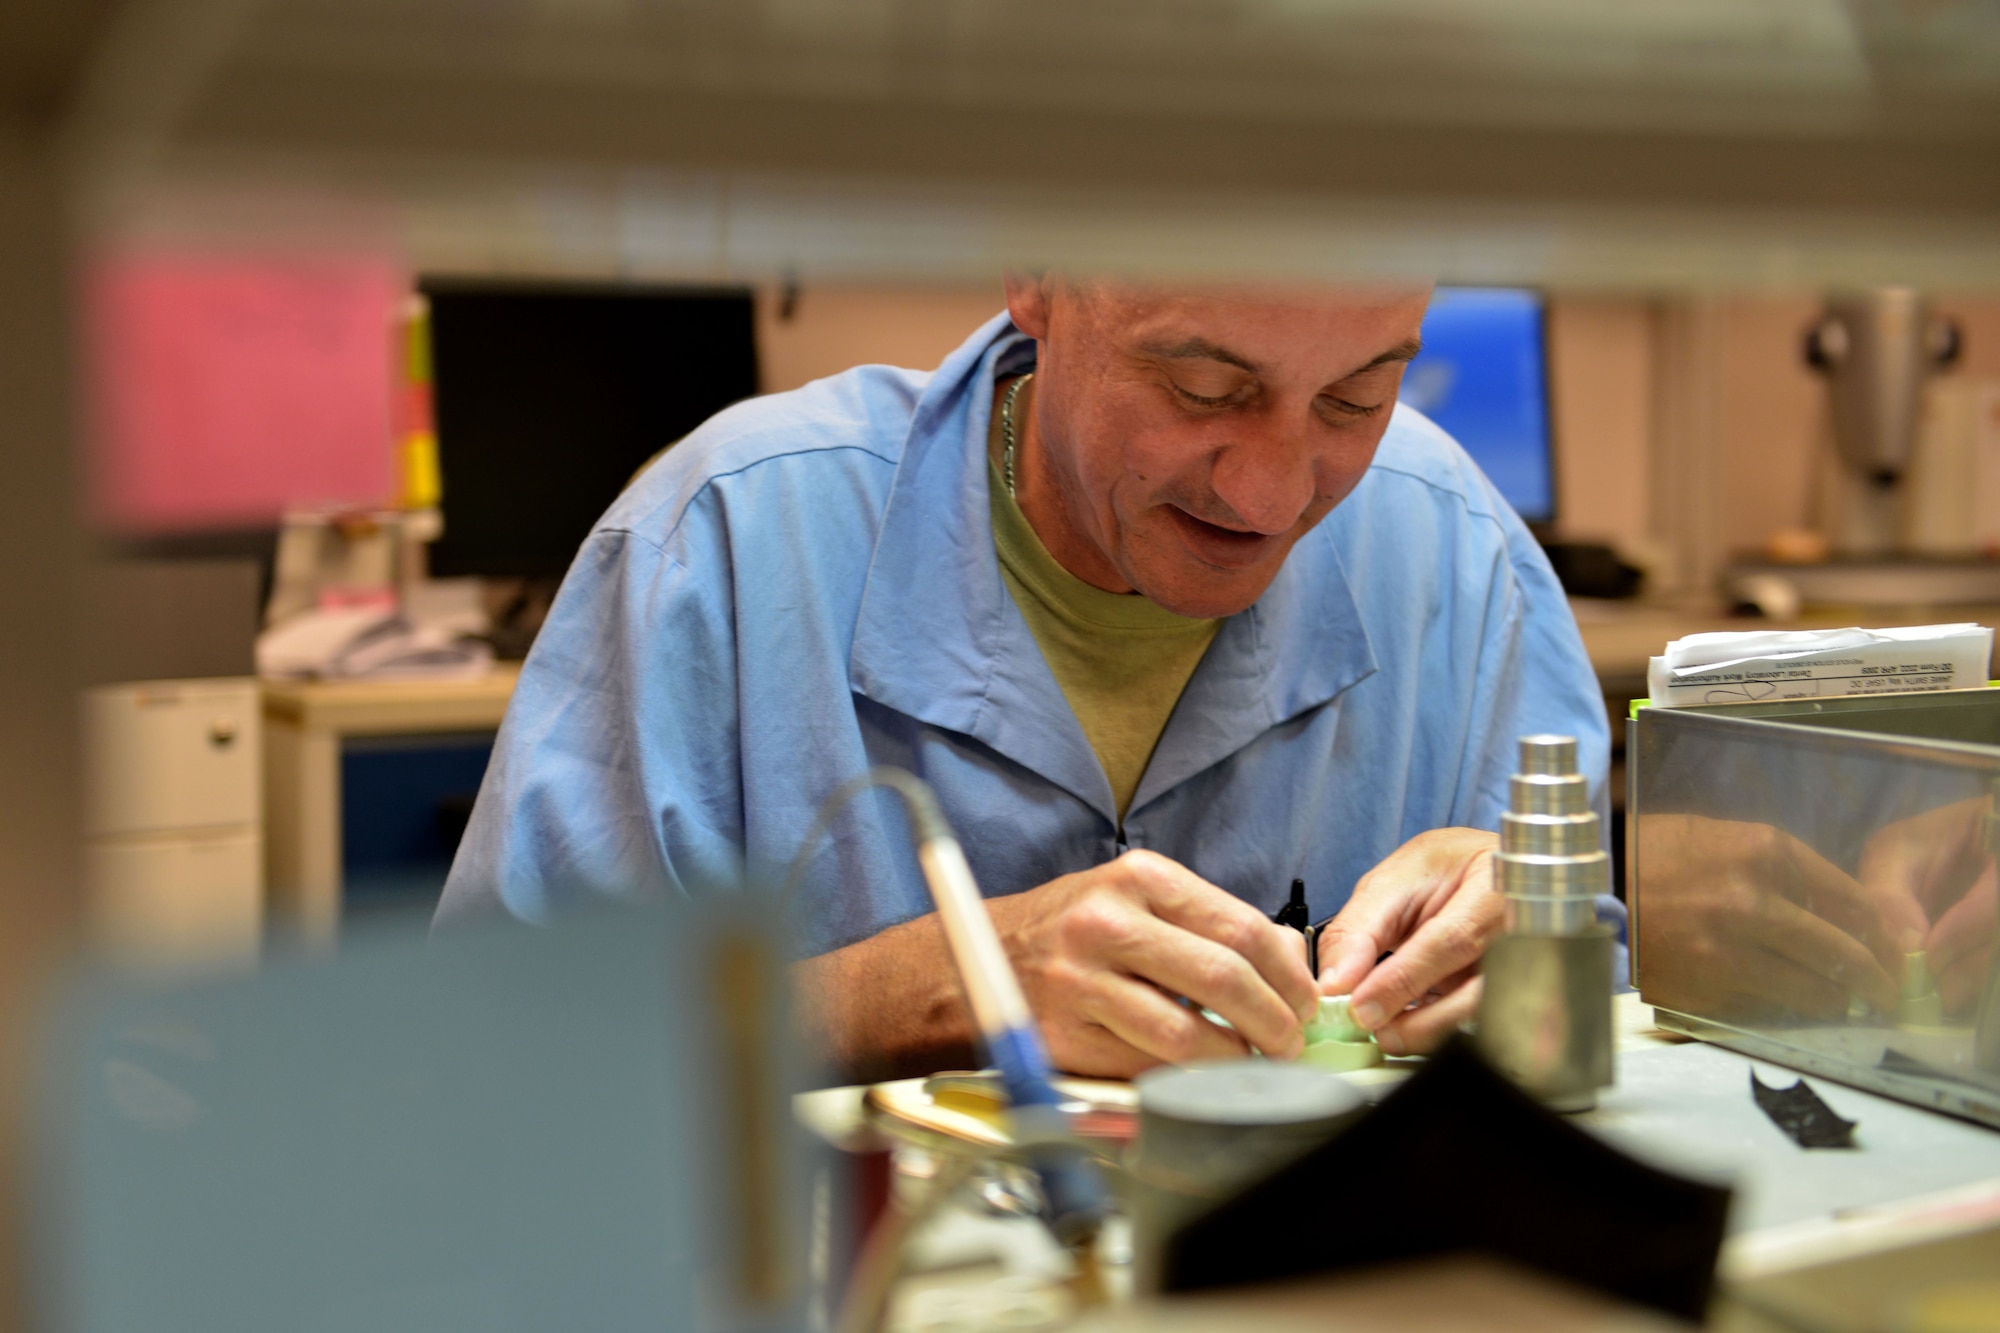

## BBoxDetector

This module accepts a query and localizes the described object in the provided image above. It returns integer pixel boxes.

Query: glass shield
[1630,691,2000,1127]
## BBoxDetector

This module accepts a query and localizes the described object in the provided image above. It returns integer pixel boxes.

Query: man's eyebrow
[1141,335,1423,380]
[1345,337,1424,377]
[1142,337,1261,374]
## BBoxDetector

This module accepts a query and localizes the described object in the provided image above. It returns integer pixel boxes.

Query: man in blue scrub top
[438,275,1612,1081]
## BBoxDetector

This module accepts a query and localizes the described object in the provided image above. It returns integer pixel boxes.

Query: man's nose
[1208,430,1318,536]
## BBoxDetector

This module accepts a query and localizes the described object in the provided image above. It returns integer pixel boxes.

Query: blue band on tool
[985,1026,1064,1108]
[984,1028,1108,1245]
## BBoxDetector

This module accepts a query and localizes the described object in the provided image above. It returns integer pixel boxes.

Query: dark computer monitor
[423,278,760,580]
[1399,287,1555,527]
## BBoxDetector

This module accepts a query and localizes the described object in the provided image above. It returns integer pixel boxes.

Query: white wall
[1547,297,1652,547]
[757,283,1004,394]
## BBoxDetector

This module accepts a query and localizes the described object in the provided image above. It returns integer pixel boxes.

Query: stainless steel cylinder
[1494,737,1606,921]
[1478,734,1616,1109]
[1126,1063,1364,1291]
[1505,892,1601,935]
[1478,930,1616,1112]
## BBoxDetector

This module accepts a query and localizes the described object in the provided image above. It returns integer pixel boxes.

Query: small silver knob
[1517,735,1577,776]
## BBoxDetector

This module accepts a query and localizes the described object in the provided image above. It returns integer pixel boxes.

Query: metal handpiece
[899,789,1108,1247]
[803,768,1110,1250]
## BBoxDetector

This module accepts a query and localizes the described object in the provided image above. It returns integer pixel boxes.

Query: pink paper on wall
[89,251,404,532]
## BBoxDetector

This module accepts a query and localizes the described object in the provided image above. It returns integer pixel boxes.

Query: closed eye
[1172,380,1256,409]
[1317,394,1386,422]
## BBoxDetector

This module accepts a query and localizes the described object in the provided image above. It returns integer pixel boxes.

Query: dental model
[1299,995,1383,1071]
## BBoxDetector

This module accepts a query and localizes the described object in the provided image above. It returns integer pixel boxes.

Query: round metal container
[1126,1062,1365,1290]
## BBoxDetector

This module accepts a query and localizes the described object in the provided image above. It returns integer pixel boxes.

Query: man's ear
[1002,269,1053,339]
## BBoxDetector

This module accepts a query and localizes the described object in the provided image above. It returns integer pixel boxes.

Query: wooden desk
[262,665,520,943]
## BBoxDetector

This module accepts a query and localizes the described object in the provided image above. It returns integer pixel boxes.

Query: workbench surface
[798,992,2000,1325]
[1580,1035,2000,1237]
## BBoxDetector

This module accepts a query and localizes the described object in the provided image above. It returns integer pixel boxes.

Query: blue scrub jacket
[437,316,1616,962]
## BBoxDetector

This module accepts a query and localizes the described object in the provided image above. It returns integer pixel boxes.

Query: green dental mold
[1300,996,1381,1070]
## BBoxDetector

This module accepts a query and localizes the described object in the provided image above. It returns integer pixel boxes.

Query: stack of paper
[1646,624,1993,708]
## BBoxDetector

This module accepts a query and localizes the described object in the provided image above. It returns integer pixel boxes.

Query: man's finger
[1784,834,1913,975]
[1857,798,1991,950]
[1045,1017,1165,1081]
[1099,912,1305,1059]
[1938,946,1992,1017]
[1737,946,1852,1021]
[1120,853,1319,1024]
[1746,881,1900,1014]
[1317,831,1495,1003]
[1346,884,1501,1032]
[1926,873,1996,1015]
[1924,869,1996,979]
[1374,977,1481,1056]
[1425,961,1481,998]
[1075,970,1251,1067]
[1315,897,1407,999]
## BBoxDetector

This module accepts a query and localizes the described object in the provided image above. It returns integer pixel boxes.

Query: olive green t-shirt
[987,447,1221,823]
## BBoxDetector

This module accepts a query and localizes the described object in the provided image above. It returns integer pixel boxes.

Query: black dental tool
[1275,878,1317,976]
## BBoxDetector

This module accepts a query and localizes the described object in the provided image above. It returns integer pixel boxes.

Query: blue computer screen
[1398,287,1554,524]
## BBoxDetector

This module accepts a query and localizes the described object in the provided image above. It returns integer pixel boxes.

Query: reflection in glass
[1631,698,2000,1116]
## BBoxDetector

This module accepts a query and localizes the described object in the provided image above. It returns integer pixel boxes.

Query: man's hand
[1635,814,1900,1021]
[989,849,1320,1078]
[1314,829,1501,1056]
[1858,798,1998,1017]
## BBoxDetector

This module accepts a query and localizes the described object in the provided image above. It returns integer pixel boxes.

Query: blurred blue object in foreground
[36,901,805,1333]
